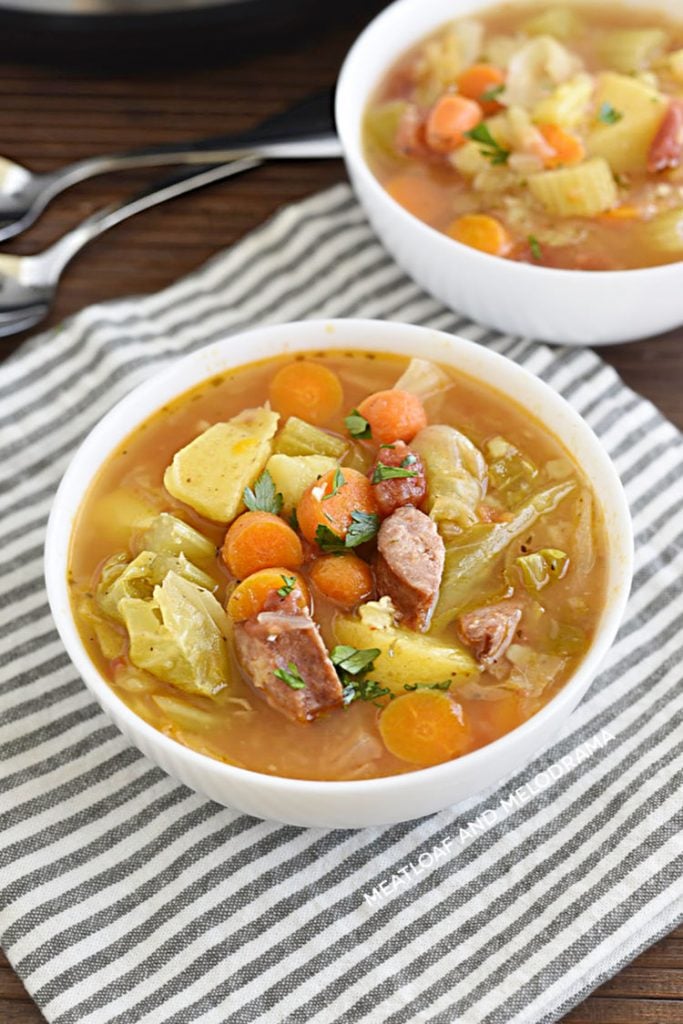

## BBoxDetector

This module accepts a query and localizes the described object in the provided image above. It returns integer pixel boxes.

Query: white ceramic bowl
[335,0,683,347]
[45,319,633,828]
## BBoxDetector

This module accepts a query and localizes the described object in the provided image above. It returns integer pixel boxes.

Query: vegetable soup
[363,1,683,270]
[68,350,607,781]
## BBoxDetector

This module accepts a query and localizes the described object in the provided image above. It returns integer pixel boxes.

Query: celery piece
[515,548,569,591]
[363,100,409,160]
[431,481,576,632]
[137,512,216,565]
[273,416,347,459]
[486,435,538,506]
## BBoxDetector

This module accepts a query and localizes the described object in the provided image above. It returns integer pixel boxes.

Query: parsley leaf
[289,507,299,532]
[331,645,381,676]
[315,524,347,554]
[379,442,396,449]
[480,83,505,102]
[243,470,283,515]
[273,661,306,690]
[277,574,297,598]
[345,409,372,439]
[372,461,418,483]
[463,123,510,165]
[342,679,393,706]
[345,510,380,547]
[403,679,452,692]
[322,467,346,501]
[528,235,543,261]
[598,102,623,125]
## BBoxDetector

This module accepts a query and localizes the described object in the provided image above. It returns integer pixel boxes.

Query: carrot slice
[297,467,378,547]
[309,553,374,609]
[221,511,303,580]
[356,389,427,445]
[447,214,512,256]
[385,174,445,224]
[379,690,471,766]
[456,64,506,115]
[425,94,483,153]
[269,361,343,427]
[538,124,585,168]
[227,568,309,621]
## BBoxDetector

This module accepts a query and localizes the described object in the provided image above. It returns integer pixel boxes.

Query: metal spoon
[0,89,341,241]
[0,152,318,338]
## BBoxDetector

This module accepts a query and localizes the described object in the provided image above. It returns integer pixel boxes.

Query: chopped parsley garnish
[315,510,380,553]
[331,645,381,676]
[463,123,510,165]
[322,467,346,501]
[372,461,418,483]
[379,443,396,449]
[243,470,283,515]
[276,574,297,598]
[480,83,505,102]
[289,507,299,532]
[345,408,372,439]
[597,102,623,125]
[345,510,380,547]
[274,661,306,690]
[528,235,543,261]
[330,645,392,706]
[403,680,453,692]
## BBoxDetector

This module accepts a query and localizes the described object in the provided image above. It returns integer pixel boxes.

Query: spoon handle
[40,157,264,279]
[43,90,340,191]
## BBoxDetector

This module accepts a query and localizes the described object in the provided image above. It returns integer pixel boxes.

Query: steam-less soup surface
[69,349,607,781]
[364,1,683,270]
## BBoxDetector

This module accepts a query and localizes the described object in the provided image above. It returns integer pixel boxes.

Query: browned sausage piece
[375,506,445,632]
[234,593,342,723]
[457,603,522,668]
[369,440,427,518]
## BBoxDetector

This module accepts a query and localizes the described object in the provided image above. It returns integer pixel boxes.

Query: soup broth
[69,349,607,781]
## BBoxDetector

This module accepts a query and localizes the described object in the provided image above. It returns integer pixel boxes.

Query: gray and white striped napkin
[1,183,681,1024]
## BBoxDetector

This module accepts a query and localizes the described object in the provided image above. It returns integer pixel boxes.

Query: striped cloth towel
[0,183,681,1024]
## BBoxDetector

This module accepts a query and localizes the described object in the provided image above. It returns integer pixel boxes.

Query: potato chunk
[334,598,478,694]
[265,453,338,512]
[163,407,278,523]
[587,72,667,173]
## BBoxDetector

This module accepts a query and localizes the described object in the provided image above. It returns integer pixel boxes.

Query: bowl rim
[334,0,682,282]
[44,317,634,797]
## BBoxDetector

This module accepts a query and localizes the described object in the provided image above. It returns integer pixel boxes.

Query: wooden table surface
[0,8,680,1023]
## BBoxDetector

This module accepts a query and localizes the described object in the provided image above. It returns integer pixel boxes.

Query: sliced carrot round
[269,361,343,426]
[456,64,506,115]
[221,511,303,580]
[297,467,378,547]
[356,389,427,445]
[447,213,512,256]
[227,568,309,621]
[425,94,483,153]
[309,553,374,609]
[379,690,471,766]
[538,123,585,169]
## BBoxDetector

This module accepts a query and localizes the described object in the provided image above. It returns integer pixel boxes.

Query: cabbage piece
[504,36,583,109]
[137,513,216,565]
[393,358,452,399]
[515,548,569,591]
[120,571,230,697]
[334,598,479,693]
[363,100,410,160]
[411,424,488,531]
[97,550,216,624]
[485,435,538,506]
[163,406,279,523]
[77,595,127,660]
[504,644,566,697]
[431,481,576,632]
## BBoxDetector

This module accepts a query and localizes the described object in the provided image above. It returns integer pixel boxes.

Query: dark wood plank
[0,12,680,1024]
